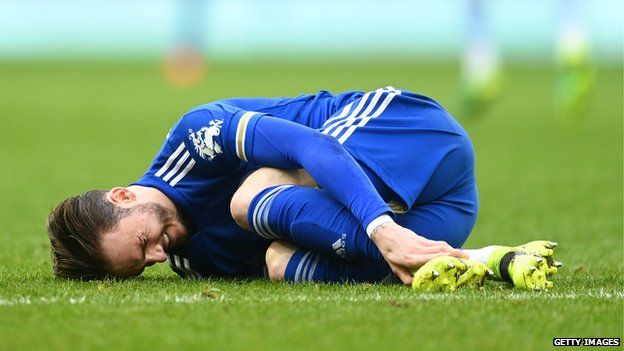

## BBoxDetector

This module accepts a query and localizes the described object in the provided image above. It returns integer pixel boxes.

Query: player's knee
[231,168,316,231]
[265,241,298,281]
[230,189,251,231]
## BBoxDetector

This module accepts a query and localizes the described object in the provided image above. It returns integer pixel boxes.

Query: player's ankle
[484,246,513,280]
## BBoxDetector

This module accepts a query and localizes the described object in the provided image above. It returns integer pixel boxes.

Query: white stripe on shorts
[329,88,385,138]
[337,88,400,144]
[321,89,376,135]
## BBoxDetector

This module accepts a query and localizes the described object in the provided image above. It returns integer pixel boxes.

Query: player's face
[99,203,187,278]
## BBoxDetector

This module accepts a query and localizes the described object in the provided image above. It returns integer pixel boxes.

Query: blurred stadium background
[2,0,621,61]
[0,1,622,350]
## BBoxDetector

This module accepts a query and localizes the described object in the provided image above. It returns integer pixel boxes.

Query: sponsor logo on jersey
[188,119,223,161]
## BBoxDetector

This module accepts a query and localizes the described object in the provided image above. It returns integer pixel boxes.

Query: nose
[145,244,168,266]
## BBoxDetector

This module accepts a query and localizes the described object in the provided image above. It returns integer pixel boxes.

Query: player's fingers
[416,245,454,255]
[416,241,462,255]
[415,248,463,262]
[390,264,413,285]
[411,252,458,266]
[450,248,469,259]
[412,234,443,245]
[418,238,454,250]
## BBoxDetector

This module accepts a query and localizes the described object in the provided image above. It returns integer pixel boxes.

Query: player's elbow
[301,131,349,164]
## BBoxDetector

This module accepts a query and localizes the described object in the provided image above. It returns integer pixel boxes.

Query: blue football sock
[283,249,392,283]
[247,185,385,263]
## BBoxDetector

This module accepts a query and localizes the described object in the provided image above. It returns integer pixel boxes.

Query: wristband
[366,214,394,237]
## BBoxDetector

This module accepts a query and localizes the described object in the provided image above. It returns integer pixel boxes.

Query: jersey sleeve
[216,108,392,230]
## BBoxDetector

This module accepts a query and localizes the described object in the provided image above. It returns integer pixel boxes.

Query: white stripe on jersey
[163,151,191,182]
[171,254,196,279]
[172,255,184,275]
[155,142,185,177]
[155,143,196,187]
[183,257,202,279]
[169,158,196,187]
[337,88,400,144]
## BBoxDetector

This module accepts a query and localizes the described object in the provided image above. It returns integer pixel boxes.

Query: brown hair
[47,190,129,280]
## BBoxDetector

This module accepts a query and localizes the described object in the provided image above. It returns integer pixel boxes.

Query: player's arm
[220,110,391,233]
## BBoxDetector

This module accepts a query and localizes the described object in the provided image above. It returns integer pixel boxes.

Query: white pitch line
[0,290,622,306]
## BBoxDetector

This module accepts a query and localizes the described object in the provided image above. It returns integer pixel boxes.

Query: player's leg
[239,182,385,263]
[400,201,561,291]
[265,241,392,283]
[230,167,317,232]
[264,240,297,281]
[238,167,487,288]
[232,91,481,267]
[231,162,402,264]
[463,241,561,291]
[402,177,561,291]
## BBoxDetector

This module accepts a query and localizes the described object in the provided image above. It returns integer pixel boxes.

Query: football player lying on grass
[47,87,561,290]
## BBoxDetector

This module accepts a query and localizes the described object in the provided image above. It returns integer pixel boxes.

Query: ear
[106,187,137,208]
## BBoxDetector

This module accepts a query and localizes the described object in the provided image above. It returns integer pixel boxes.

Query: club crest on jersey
[188,119,223,161]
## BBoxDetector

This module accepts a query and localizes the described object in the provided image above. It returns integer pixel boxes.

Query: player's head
[47,187,186,280]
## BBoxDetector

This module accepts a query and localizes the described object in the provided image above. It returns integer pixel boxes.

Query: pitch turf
[0,60,621,351]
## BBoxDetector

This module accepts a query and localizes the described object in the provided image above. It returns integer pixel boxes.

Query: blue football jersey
[132,87,475,279]
[132,90,385,278]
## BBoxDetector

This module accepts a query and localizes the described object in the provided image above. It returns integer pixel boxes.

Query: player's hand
[370,221,468,285]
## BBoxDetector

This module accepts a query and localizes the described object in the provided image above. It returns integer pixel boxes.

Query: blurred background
[0,0,621,275]
[1,0,621,61]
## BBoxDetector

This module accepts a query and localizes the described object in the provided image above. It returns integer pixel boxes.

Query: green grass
[0,59,622,351]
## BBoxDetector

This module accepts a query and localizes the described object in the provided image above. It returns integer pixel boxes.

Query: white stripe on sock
[294,251,312,283]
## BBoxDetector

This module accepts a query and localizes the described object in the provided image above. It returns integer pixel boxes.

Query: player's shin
[246,185,384,263]
[284,249,391,283]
